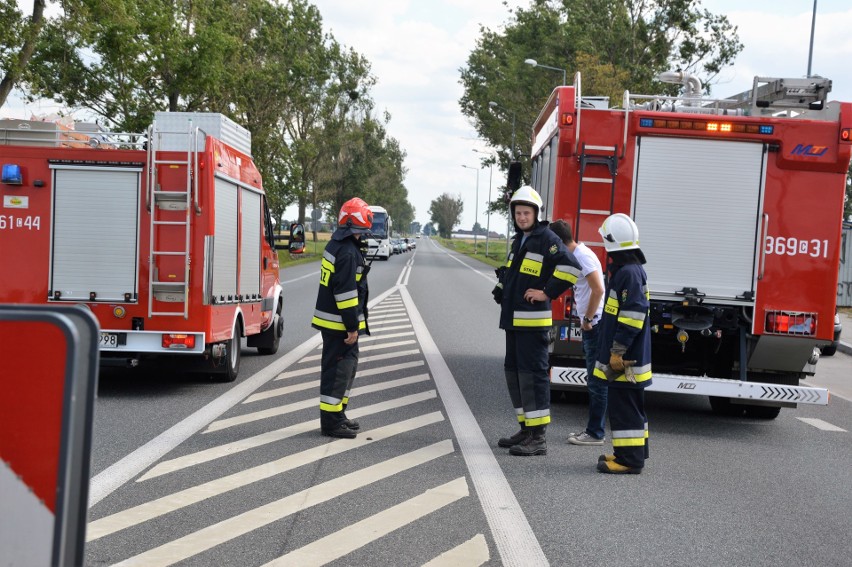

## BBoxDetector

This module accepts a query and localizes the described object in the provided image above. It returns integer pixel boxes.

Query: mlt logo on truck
[790,144,828,157]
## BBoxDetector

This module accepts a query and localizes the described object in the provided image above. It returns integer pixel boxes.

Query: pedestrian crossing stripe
[107,441,455,566]
[264,477,470,566]
[138,388,436,480]
[89,414,447,541]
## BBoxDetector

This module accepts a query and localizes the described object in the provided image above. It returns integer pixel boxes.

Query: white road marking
[796,417,847,432]
[111,441,455,567]
[299,340,417,362]
[86,287,402,508]
[89,413,445,541]
[423,534,490,567]
[281,271,318,285]
[401,286,549,566]
[264,477,469,567]
[273,359,424,382]
[206,375,432,433]
[367,316,411,326]
[140,388,436,480]
[432,243,496,283]
[366,323,413,333]
[360,331,415,342]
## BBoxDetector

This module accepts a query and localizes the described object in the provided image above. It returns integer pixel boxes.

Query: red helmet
[338,197,373,231]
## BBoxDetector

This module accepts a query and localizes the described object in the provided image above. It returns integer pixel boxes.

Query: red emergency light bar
[162,333,196,349]
[764,311,816,336]
[639,117,773,135]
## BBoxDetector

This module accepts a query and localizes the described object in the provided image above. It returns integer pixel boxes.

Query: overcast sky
[4,1,851,233]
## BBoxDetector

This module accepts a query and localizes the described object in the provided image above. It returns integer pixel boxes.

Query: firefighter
[493,186,581,456]
[593,213,652,474]
[311,197,373,439]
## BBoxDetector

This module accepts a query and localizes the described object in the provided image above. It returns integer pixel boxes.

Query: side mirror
[289,223,305,254]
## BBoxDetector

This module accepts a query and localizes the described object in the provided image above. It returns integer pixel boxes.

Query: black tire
[256,311,283,355]
[215,321,241,382]
[820,343,837,357]
[743,405,781,419]
[708,396,744,416]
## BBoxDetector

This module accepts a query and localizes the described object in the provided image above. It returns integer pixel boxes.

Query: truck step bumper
[550,367,829,406]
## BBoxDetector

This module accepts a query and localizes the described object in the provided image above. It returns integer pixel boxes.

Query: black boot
[341,404,360,431]
[497,424,529,448]
[321,411,357,439]
[509,425,547,456]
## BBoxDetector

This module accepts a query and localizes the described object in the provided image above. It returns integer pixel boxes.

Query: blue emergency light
[2,163,22,184]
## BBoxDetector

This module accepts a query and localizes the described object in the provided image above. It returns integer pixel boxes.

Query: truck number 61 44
[765,236,829,258]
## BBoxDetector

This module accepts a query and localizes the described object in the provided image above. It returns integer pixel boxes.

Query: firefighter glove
[495,266,506,281]
[623,363,637,384]
[492,283,504,304]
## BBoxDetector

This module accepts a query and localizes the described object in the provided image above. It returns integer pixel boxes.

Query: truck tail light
[162,333,196,349]
[841,128,851,142]
[764,311,816,336]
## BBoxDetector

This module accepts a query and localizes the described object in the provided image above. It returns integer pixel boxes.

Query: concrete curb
[837,340,852,356]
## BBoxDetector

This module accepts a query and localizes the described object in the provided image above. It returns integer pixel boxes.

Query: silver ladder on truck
[146,119,198,319]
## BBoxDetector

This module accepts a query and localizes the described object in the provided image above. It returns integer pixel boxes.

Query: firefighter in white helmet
[492,186,582,456]
[594,213,652,473]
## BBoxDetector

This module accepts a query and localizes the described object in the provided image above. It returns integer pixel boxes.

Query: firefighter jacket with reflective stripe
[312,232,369,335]
[593,263,652,388]
[498,222,581,330]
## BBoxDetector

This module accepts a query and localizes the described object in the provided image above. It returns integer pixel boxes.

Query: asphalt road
[86,236,852,566]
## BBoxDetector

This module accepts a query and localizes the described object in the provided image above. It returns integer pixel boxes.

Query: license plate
[99,332,119,349]
[559,324,583,342]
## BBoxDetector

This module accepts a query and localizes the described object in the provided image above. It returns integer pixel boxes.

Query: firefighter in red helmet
[311,197,373,438]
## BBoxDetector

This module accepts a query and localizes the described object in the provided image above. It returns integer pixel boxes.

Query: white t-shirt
[571,242,604,324]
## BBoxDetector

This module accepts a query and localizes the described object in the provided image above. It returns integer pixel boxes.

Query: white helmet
[599,213,640,253]
[510,186,543,219]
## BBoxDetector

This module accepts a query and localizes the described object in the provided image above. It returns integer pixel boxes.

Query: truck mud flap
[550,366,829,406]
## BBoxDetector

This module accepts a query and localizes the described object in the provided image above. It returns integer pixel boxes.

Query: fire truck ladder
[146,120,199,319]
[575,143,618,243]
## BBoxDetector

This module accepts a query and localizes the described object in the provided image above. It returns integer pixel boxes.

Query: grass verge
[434,237,507,269]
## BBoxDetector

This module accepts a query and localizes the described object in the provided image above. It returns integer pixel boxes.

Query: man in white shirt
[549,220,607,445]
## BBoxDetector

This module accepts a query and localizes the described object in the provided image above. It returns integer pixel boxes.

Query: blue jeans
[582,325,607,440]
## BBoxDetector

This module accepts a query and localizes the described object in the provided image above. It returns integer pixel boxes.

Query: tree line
[0,0,414,230]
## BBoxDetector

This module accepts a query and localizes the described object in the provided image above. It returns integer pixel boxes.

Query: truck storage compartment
[49,165,141,302]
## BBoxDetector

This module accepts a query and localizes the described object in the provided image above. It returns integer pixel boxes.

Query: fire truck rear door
[49,165,141,302]
[632,137,766,303]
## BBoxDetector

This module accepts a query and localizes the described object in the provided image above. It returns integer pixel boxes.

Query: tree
[459,0,742,187]
[429,193,464,238]
[0,0,46,108]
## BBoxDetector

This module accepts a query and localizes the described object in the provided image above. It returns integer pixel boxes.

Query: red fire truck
[0,112,287,381]
[530,72,851,417]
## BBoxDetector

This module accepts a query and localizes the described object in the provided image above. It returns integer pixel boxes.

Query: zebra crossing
[84,291,494,566]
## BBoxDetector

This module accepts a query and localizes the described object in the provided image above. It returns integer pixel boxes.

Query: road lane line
[359,331,415,342]
[206,375,433,433]
[432,243,496,283]
[365,323,413,333]
[140,388,437,480]
[245,369,429,405]
[274,360,424,382]
[423,534,490,567]
[87,286,401,508]
[268,350,420,385]
[299,339,417,362]
[796,417,847,431]
[89,413,446,541]
[401,286,549,566]
[264,477,469,567]
[111,441,455,566]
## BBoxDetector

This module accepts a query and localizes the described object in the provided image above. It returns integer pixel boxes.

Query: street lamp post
[461,164,480,253]
[524,58,566,86]
[473,149,494,258]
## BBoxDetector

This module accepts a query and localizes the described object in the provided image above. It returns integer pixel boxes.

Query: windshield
[371,212,388,239]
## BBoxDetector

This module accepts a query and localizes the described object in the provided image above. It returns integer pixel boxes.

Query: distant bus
[366,205,392,260]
